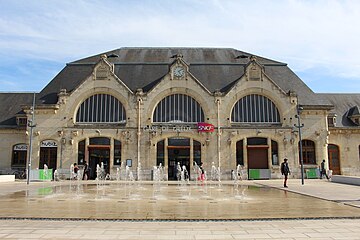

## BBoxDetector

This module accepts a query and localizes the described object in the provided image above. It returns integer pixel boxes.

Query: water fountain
[125,165,130,181]
[116,167,120,181]
[210,162,220,182]
[43,164,49,178]
[181,165,189,183]
[176,162,181,181]
[137,162,141,181]
[128,171,135,181]
[54,169,60,181]
[153,163,166,181]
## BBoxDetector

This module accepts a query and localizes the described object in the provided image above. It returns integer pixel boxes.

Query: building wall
[329,129,360,175]
[1,56,359,178]
[0,129,27,171]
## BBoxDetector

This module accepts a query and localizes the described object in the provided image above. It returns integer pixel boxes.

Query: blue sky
[1,0,360,93]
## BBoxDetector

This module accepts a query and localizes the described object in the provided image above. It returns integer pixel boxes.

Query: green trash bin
[249,169,260,179]
[305,169,318,179]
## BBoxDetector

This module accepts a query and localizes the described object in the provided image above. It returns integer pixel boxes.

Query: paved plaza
[0,179,359,239]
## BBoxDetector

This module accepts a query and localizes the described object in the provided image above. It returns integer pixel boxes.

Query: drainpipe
[27,92,36,185]
[136,90,143,180]
[216,99,221,169]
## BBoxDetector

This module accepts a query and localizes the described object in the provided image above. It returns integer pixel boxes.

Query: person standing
[82,160,89,180]
[281,158,290,188]
[320,159,329,180]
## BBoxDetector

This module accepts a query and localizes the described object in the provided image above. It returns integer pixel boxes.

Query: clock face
[174,66,185,77]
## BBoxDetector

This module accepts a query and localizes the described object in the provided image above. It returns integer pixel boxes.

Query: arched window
[300,140,316,164]
[12,144,27,166]
[231,94,280,123]
[76,94,126,123]
[153,94,204,123]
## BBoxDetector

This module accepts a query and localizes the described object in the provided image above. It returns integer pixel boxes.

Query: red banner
[197,122,215,132]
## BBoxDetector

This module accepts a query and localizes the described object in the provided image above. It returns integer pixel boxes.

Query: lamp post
[294,104,304,185]
[26,93,36,185]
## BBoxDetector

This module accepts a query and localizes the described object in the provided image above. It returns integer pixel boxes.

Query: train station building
[1,47,360,180]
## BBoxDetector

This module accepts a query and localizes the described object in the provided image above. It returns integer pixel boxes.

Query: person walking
[320,159,329,180]
[281,158,290,188]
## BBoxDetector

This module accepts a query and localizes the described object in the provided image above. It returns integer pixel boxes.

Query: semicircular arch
[146,88,210,124]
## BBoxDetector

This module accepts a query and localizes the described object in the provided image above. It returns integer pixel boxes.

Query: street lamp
[294,104,305,185]
[26,93,36,185]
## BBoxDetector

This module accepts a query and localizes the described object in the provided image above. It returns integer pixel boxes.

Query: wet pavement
[0,179,360,239]
[0,179,359,220]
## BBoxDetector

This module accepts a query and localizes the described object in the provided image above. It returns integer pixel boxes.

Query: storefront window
[271,140,279,165]
[156,140,165,166]
[78,140,85,165]
[193,140,201,166]
[300,140,316,164]
[236,140,244,166]
[114,139,121,166]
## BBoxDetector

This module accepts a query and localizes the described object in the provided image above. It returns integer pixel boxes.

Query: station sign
[197,122,215,132]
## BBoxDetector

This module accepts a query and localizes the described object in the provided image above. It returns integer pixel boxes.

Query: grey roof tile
[318,93,360,127]
[0,93,35,126]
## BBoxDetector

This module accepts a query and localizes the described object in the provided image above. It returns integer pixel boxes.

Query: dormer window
[327,113,337,127]
[16,117,27,126]
[346,106,360,126]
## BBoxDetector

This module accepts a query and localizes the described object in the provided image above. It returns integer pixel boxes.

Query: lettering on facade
[13,144,27,151]
[41,140,58,148]
[143,125,193,132]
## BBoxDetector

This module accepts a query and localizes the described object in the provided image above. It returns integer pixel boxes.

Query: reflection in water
[1,182,360,220]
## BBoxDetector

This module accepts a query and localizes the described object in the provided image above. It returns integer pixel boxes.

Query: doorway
[167,138,190,180]
[88,147,110,180]
[39,147,57,170]
[328,144,340,175]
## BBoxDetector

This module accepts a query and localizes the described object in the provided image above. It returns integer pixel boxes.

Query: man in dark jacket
[281,158,290,188]
[320,159,329,180]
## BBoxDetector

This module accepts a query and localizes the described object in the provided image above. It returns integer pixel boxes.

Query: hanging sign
[197,122,215,132]
[41,140,58,147]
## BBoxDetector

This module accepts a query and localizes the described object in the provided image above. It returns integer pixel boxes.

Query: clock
[173,66,185,78]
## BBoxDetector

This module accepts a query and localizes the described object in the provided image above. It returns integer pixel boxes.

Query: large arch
[75,93,126,123]
[153,93,205,123]
[231,94,281,123]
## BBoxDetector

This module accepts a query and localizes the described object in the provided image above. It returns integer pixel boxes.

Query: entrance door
[39,147,57,170]
[247,147,268,169]
[167,138,191,180]
[328,144,340,175]
[88,147,110,180]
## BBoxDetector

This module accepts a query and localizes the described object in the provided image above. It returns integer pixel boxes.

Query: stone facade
[1,48,359,179]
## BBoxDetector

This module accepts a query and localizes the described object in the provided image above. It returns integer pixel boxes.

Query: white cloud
[0,0,360,92]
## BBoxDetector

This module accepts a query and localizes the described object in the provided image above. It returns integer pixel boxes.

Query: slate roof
[1,47,342,128]
[38,47,330,106]
[319,94,360,127]
[0,93,35,127]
